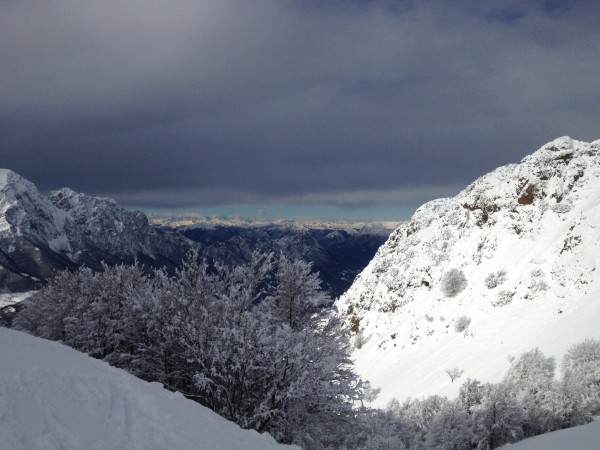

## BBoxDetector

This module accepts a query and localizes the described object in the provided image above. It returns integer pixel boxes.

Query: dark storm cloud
[1,0,599,214]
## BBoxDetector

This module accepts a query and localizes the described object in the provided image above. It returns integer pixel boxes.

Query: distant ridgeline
[180,223,390,299]
[0,168,391,298]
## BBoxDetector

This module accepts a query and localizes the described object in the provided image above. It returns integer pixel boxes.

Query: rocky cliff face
[48,188,191,270]
[336,137,600,405]
[0,169,192,292]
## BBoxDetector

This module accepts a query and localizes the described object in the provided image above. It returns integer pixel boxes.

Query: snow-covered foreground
[0,327,298,450]
[500,420,600,449]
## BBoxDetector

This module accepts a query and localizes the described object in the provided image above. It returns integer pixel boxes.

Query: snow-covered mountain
[0,169,192,292]
[336,137,600,406]
[0,326,297,450]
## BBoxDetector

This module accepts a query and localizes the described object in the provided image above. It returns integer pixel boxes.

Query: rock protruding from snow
[0,327,297,450]
[337,137,600,405]
[0,170,192,291]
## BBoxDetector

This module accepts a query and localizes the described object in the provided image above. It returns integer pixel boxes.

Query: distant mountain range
[336,136,600,405]
[0,169,392,297]
[180,222,391,298]
[149,213,400,233]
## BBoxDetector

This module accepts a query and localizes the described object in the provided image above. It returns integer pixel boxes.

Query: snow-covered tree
[393,395,448,445]
[271,254,329,330]
[504,348,555,436]
[562,338,600,412]
[546,370,591,430]
[457,378,484,416]
[446,367,465,382]
[426,401,474,450]
[472,383,524,449]
[547,338,600,428]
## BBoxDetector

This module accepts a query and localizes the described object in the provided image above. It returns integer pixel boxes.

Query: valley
[1,137,599,448]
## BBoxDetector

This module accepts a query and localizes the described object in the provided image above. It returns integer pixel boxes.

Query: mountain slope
[0,327,297,450]
[0,169,192,292]
[336,137,600,406]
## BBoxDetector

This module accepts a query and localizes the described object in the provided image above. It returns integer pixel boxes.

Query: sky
[1,0,599,221]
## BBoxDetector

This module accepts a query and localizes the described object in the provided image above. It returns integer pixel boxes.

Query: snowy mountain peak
[0,169,45,199]
[0,168,16,188]
[0,169,36,202]
[336,137,600,405]
[0,168,71,252]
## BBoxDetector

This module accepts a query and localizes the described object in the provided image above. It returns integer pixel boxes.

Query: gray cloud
[1,0,599,217]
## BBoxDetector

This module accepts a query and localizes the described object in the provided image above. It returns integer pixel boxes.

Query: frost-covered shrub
[492,290,514,307]
[484,270,507,289]
[530,268,544,278]
[552,202,572,214]
[440,268,467,297]
[528,279,549,293]
[373,258,392,274]
[454,316,471,333]
[354,331,365,349]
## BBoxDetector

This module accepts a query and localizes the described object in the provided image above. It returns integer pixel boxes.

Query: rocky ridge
[0,169,191,292]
